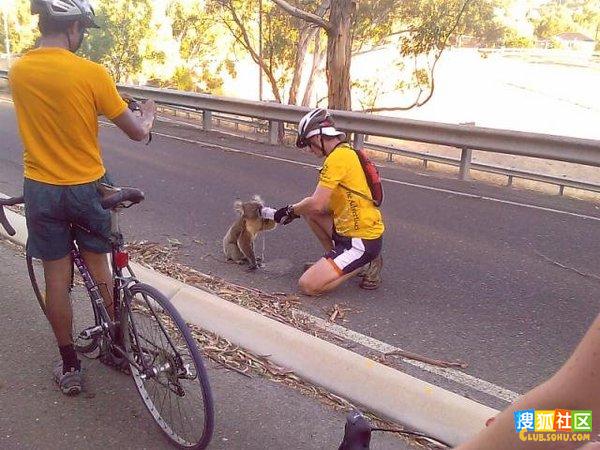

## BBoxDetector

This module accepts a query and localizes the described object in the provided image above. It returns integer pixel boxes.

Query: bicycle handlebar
[338,410,451,449]
[0,196,24,237]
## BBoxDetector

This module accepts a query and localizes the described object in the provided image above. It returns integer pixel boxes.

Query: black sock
[59,345,80,373]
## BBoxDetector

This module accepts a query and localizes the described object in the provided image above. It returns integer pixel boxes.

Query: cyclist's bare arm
[292,186,332,216]
[111,99,156,142]
[455,313,600,449]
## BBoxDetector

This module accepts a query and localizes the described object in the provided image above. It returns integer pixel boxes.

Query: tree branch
[362,0,473,113]
[223,2,283,103]
[270,0,332,32]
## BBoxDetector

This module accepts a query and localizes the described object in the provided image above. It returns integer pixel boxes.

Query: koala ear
[252,194,263,205]
[234,199,243,214]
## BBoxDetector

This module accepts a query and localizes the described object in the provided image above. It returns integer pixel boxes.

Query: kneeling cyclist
[273,108,384,296]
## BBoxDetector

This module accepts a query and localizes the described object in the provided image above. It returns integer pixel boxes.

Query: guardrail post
[353,133,365,149]
[268,120,280,145]
[459,147,473,180]
[203,110,212,131]
[458,122,475,181]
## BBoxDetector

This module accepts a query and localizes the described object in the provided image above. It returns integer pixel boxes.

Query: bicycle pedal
[79,325,103,339]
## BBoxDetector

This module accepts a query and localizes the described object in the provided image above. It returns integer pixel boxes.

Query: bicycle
[0,183,214,449]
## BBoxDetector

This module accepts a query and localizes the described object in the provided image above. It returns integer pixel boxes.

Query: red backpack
[338,145,384,207]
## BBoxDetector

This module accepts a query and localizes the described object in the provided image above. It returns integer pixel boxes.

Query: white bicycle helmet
[31,0,99,28]
[296,108,346,148]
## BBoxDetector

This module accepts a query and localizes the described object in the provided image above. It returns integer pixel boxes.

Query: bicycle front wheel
[122,283,214,449]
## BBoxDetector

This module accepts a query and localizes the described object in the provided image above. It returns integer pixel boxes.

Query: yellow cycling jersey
[9,47,127,185]
[318,143,385,239]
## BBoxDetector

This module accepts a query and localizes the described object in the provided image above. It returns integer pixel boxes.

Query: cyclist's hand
[274,205,299,225]
[140,99,156,117]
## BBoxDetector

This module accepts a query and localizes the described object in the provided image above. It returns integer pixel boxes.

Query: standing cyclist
[272,108,384,296]
[9,0,155,395]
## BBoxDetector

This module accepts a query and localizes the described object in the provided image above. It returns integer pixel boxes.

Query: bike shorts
[23,175,113,261]
[324,231,383,275]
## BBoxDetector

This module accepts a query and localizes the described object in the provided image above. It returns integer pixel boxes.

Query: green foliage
[353,0,400,52]
[459,0,508,46]
[164,0,228,93]
[502,29,535,48]
[213,0,300,101]
[5,0,594,109]
[80,0,161,83]
[572,0,600,40]
[533,3,577,40]
[1,0,39,55]
[169,0,216,61]
[396,0,474,55]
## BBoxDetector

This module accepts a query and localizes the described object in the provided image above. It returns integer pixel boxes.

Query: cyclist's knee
[298,274,322,296]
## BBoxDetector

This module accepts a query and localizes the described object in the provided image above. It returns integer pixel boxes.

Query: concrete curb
[0,206,498,446]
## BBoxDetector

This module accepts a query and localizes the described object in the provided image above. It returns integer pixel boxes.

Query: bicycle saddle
[98,183,145,210]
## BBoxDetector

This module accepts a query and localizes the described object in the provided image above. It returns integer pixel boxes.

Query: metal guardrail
[115,84,600,168]
[2,68,600,194]
[362,142,600,193]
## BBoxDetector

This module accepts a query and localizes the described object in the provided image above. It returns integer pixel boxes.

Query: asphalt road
[1,97,599,411]
[0,242,415,450]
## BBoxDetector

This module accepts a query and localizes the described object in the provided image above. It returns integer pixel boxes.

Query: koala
[223,195,277,270]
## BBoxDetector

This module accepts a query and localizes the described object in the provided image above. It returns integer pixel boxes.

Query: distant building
[554,32,596,53]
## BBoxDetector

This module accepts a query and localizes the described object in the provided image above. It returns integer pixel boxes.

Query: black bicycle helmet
[31,0,99,28]
[296,108,346,148]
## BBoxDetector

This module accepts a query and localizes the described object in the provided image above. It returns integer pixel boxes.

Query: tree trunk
[288,26,315,105]
[288,0,330,105]
[326,0,355,110]
[301,31,326,107]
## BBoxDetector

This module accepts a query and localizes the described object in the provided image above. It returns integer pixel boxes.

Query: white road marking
[0,99,578,406]
[386,178,600,223]
[142,122,600,224]
[295,309,520,403]
[3,95,597,223]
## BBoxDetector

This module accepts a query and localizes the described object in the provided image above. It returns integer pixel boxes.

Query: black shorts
[24,175,113,261]
[324,231,383,275]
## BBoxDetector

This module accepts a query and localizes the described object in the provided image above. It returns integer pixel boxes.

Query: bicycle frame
[3,195,200,387]
[68,208,133,347]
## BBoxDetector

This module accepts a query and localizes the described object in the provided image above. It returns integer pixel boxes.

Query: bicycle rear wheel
[122,283,214,449]
[27,256,100,354]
